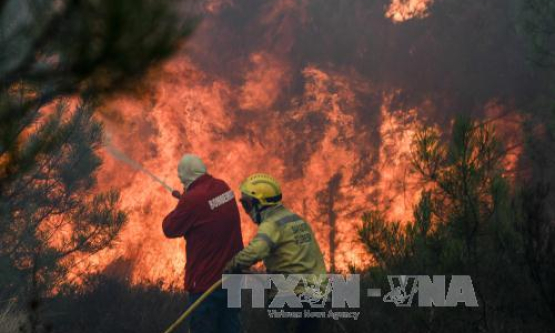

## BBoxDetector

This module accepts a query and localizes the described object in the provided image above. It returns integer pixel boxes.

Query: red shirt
[162,174,243,293]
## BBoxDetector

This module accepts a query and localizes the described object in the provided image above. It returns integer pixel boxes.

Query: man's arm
[227,222,280,270]
[162,195,197,238]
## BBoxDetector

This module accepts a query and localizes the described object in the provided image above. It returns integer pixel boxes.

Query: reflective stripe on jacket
[232,204,326,277]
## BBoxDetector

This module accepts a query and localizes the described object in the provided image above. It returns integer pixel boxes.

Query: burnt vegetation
[1,0,555,333]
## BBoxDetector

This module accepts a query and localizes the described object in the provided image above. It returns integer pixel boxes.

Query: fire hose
[104,139,228,332]
[103,136,182,199]
[161,277,226,333]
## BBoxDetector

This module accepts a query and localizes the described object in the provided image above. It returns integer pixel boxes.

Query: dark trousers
[267,293,326,333]
[269,302,324,333]
[188,288,241,333]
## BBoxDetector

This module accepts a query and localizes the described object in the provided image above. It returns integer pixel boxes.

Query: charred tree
[317,173,342,273]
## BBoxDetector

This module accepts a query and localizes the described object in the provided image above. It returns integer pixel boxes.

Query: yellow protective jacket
[232,204,326,274]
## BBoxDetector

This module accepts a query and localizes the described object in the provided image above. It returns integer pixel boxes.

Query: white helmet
[177,154,207,188]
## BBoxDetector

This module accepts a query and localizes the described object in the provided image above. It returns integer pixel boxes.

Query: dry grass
[0,301,26,333]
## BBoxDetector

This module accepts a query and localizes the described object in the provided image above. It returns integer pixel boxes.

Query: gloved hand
[223,259,243,274]
[172,190,182,199]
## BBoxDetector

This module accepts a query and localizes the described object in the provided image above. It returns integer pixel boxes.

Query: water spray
[103,134,181,199]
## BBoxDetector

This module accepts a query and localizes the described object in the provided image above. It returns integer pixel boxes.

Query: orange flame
[55,54,427,288]
[386,0,434,23]
[58,0,519,289]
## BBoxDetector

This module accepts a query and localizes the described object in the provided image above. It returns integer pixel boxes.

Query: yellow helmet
[240,173,282,207]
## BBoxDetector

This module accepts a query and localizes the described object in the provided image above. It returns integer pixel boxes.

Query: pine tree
[358,116,555,332]
[0,0,195,329]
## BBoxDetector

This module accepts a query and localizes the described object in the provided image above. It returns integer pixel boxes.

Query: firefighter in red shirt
[163,154,243,333]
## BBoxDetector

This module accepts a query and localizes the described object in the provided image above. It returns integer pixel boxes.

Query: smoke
[188,0,540,117]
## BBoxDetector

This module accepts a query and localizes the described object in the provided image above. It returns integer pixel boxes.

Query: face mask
[241,196,263,224]
[249,207,263,224]
[240,196,253,212]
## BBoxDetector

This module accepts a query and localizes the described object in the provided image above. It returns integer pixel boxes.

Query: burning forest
[1,0,554,332]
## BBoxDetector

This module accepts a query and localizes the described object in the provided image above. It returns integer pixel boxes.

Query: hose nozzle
[171,190,182,200]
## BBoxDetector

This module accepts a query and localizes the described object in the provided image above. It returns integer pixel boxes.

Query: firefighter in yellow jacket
[224,173,327,332]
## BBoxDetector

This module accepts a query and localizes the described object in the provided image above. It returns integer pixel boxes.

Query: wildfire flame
[70,56,425,288]
[60,0,519,289]
[386,0,435,23]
